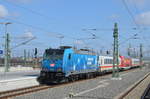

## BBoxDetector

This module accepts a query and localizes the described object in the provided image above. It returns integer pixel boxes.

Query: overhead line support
[112,23,120,78]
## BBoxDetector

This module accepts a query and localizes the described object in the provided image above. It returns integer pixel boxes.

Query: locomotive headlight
[50,63,55,67]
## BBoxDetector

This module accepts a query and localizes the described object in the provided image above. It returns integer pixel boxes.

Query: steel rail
[0,85,51,99]
[141,83,150,99]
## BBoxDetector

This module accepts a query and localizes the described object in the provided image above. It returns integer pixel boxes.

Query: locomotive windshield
[43,49,64,60]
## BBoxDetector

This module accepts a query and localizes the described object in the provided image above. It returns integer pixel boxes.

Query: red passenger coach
[119,56,132,69]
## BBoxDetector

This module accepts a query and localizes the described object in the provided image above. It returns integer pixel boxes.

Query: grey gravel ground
[13,66,150,99]
[0,70,40,80]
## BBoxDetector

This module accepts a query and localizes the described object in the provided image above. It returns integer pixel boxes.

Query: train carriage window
[104,59,106,64]
[110,59,113,64]
[104,58,113,64]
[109,59,112,64]
[104,59,113,64]
[104,59,108,64]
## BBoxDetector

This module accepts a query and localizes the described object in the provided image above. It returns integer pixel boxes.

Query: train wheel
[90,73,94,78]
[93,73,97,78]
[74,75,79,81]
[65,77,69,83]
[69,76,76,82]
[86,74,91,79]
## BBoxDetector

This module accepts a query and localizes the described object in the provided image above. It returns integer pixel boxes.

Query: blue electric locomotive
[37,46,99,84]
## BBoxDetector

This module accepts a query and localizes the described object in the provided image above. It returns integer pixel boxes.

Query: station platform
[0,69,40,92]
[0,66,38,72]
[12,65,150,99]
[0,70,40,81]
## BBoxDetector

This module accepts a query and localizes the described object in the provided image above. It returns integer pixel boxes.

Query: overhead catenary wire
[11,37,36,49]
[2,0,52,20]
[0,17,61,37]
[121,0,145,41]
[122,0,150,51]
[119,34,139,46]
[121,0,146,39]
[131,2,150,46]
[120,0,147,50]
[0,17,76,40]
[121,0,140,29]
[0,0,77,40]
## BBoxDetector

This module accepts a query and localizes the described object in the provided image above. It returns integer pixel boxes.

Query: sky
[0,0,150,57]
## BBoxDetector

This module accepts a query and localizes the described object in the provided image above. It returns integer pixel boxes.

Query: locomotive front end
[37,48,65,84]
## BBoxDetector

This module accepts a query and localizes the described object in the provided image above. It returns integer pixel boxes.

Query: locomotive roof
[59,46,72,49]
[74,49,97,55]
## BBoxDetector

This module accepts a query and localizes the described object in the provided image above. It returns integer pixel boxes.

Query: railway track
[0,85,52,99]
[141,83,150,99]
[0,67,141,99]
